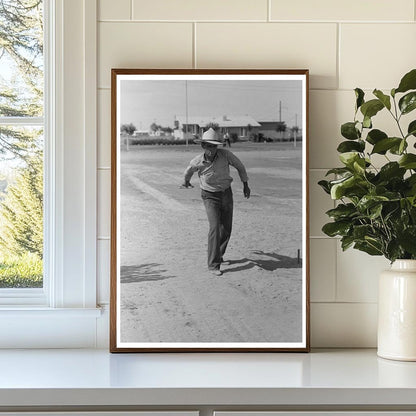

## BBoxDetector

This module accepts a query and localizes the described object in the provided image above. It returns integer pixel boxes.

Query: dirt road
[119,143,304,344]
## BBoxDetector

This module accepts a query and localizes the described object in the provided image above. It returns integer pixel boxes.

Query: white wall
[96,0,416,348]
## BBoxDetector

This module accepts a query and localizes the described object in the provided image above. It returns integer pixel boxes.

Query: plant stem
[390,97,406,139]
[379,214,391,241]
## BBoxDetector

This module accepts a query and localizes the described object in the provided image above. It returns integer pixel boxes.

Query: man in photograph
[181,128,251,276]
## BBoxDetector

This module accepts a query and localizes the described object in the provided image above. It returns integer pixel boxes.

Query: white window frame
[0,0,101,348]
[0,3,46,304]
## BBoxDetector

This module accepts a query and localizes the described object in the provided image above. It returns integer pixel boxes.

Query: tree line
[0,0,44,271]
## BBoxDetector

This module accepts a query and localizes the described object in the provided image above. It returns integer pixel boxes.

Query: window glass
[0,0,44,289]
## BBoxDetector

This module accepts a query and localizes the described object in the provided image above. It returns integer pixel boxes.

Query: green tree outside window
[0,0,44,288]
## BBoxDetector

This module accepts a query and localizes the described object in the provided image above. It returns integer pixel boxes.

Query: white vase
[378,259,416,361]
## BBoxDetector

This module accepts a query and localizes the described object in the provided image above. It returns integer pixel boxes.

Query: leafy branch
[319,69,416,262]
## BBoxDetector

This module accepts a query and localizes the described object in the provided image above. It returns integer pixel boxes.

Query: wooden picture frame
[110,69,310,352]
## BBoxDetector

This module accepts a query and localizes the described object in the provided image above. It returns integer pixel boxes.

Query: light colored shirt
[184,148,249,192]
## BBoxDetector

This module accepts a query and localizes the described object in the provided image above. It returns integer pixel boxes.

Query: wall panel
[95,0,415,348]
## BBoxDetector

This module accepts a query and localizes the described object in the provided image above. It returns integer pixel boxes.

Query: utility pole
[185,80,189,146]
[294,113,297,148]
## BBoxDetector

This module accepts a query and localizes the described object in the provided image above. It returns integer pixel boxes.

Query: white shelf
[0,349,416,409]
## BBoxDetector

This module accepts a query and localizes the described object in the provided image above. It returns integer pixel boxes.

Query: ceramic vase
[378,259,416,361]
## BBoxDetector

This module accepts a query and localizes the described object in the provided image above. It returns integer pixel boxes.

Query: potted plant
[319,68,416,361]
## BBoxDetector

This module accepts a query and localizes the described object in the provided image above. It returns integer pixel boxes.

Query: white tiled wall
[96,0,416,347]
[270,0,414,21]
[195,23,338,89]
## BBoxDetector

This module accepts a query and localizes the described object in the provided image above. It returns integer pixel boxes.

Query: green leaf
[349,196,361,205]
[400,198,411,211]
[374,184,388,194]
[353,158,366,174]
[341,235,355,251]
[399,92,416,115]
[338,151,369,173]
[365,236,384,251]
[371,137,402,154]
[354,241,383,256]
[330,175,369,200]
[329,175,354,186]
[399,154,416,169]
[337,140,365,153]
[378,162,406,181]
[373,89,391,110]
[322,221,351,237]
[366,129,388,145]
[383,191,402,201]
[405,175,416,196]
[352,224,373,239]
[389,138,408,155]
[369,203,383,220]
[326,203,357,220]
[360,99,384,119]
[341,122,360,140]
[398,227,416,255]
[363,115,372,129]
[395,69,416,94]
[384,203,400,222]
[386,240,402,262]
[406,174,416,187]
[399,139,408,154]
[339,152,361,167]
[355,88,365,110]
[330,176,357,199]
[407,196,416,207]
[407,120,416,137]
[325,167,351,176]
[357,195,389,212]
[410,206,416,222]
[318,180,331,194]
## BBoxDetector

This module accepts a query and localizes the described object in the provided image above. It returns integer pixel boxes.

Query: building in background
[174,115,261,141]
[173,115,301,143]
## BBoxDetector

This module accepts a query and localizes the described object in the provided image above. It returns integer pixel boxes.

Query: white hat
[194,128,223,145]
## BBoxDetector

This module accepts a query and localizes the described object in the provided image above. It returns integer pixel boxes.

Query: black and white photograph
[110,69,309,352]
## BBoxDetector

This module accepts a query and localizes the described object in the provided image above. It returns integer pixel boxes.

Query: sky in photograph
[119,79,303,131]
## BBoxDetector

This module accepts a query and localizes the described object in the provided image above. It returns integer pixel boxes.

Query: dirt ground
[119,142,304,344]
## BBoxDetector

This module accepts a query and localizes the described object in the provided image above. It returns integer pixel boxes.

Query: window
[0,0,45,291]
[0,0,100,347]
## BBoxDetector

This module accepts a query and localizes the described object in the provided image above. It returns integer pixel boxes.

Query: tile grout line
[333,230,338,303]
[310,235,339,239]
[193,22,197,69]
[335,193,340,303]
[99,19,271,23]
[309,168,336,171]
[267,0,271,22]
[336,22,340,90]
[96,87,366,92]
[98,19,415,24]
[130,0,133,20]
[311,301,378,305]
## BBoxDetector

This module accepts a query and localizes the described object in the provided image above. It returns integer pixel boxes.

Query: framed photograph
[110,69,310,352]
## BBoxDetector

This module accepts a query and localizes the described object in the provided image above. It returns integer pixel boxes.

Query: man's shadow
[120,263,175,283]
[223,250,302,274]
